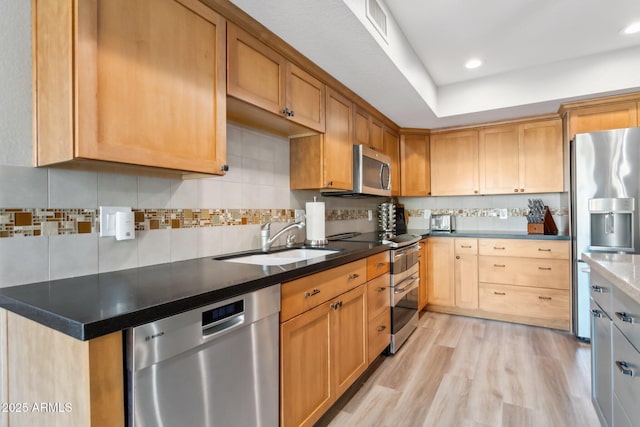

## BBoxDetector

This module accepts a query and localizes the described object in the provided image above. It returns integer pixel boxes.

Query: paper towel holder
[305,197,328,247]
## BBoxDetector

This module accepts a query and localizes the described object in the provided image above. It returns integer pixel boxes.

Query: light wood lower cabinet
[280,259,370,427]
[427,237,571,331]
[281,285,366,427]
[367,274,390,364]
[418,238,428,311]
[454,238,478,309]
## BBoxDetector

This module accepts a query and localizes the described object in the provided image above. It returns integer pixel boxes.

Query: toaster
[431,214,455,232]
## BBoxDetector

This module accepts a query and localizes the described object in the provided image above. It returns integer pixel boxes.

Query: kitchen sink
[216,248,340,266]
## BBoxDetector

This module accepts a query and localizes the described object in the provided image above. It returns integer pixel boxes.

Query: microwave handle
[380,163,391,190]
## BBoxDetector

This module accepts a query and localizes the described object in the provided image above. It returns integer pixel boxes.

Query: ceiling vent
[366,0,388,42]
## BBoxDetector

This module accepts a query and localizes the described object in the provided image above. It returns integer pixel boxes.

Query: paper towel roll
[305,201,327,245]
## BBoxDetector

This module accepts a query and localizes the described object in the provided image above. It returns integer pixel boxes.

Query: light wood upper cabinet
[478,125,520,194]
[519,119,563,193]
[383,127,401,196]
[427,237,455,306]
[354,107,385,152]
[400,132,430,196]
[33,0,227,176]
[289,88,353,190]
[567,101,638,138]
[430,130,479,196]
[324,89,354,190]
[227,23,325,133]
[478,119,563,194]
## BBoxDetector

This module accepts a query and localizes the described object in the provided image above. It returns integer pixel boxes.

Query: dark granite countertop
[407,229,570,240]
[0,241,387,341]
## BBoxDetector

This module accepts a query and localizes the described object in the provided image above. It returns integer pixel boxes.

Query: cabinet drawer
[367,251,390,280]
[367,274,390,320]
[612,286,640,352]
[479,283,570,321]
[478,239,569,259]
[612,326,640,423]
[590,271,613,316]
[367,309,390,364]
[455,238,477,255]
[478,256,569,290]
[281,260,367,322]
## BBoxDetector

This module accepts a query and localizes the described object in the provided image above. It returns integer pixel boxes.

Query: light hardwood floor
[327,312,600,427]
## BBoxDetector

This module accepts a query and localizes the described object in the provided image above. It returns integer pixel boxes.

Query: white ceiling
[228,0,640,129]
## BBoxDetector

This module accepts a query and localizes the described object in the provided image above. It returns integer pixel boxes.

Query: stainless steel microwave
[322,145,392,197]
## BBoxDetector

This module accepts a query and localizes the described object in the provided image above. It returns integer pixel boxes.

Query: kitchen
[1,0,640,426]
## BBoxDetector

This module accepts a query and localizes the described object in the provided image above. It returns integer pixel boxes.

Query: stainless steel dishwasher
[127,285,280,427]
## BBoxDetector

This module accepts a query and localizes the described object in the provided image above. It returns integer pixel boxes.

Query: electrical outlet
[499,208,508,219]
[295,209,305,221]
[99,206,132,237]
[368,210,373,221]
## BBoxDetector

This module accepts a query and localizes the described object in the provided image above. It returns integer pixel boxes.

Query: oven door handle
[394,275,419,295]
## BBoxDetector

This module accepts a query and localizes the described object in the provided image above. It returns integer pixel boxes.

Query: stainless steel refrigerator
[571,127,640,340]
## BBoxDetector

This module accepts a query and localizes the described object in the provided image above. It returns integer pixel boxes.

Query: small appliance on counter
[377,202,396,239]
[430,214,455,232]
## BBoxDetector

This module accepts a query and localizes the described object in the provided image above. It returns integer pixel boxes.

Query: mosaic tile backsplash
[406,207,569,218]
[0,208,374,238]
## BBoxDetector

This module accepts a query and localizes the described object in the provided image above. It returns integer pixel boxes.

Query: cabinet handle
[493,247,505,250]
[615,361,634,377]
[514,189,518,192]
[376,262,386,268]
[538,267,552,271]
[493,264,505,268]
[615,312,636,324]
[520,188,525,192]
[591,285,604,293]
[220,164,229,172]
[494,291,506,295]
[327,181,333,187]
[377,325,387,333]
[376,287,386,293]
[331,301,343,310]
[538,248,552,252]
[456,256,461,260]
[460,245,472,248]
[304,288,321,298]
[288,110,295,117]
[474,190,479,194]
[348,273,360,281]
[538,296,552,300]
[591,309,603,318]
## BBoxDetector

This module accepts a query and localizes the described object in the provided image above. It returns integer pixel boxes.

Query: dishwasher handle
[202,313,245,339]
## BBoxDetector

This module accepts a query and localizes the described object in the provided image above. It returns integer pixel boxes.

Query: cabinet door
[455,254,478,309]
[324,89,353,190]
[568,102,638,138]
[383,127,401,196]
[430,130,479,195]
[227,23,285,115]
[454,238,479,309]
[354,108,371,147]
[75,0,227,174]
[400,133,431,196]
[478,125,520,194]
[519,119,563,193]
[590,301,613,427]
[281,303,332,427]
[427,238,455,306]
[331,285,367,397]
[418,238,428,311]
[371,119,385,152]
[286,63,325,132]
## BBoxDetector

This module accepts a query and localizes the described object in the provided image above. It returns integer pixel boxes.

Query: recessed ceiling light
[621,22,640,35]
[465,58,483,69]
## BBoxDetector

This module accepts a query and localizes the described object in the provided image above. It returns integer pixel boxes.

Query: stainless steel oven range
[388,235,421,354]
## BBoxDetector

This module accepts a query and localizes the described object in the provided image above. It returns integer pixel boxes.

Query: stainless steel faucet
[260,220,305,252]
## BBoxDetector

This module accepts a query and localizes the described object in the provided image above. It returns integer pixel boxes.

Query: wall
[400,192,569,234]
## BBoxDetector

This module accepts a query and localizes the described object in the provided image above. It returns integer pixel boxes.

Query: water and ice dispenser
[588,197,635,252]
